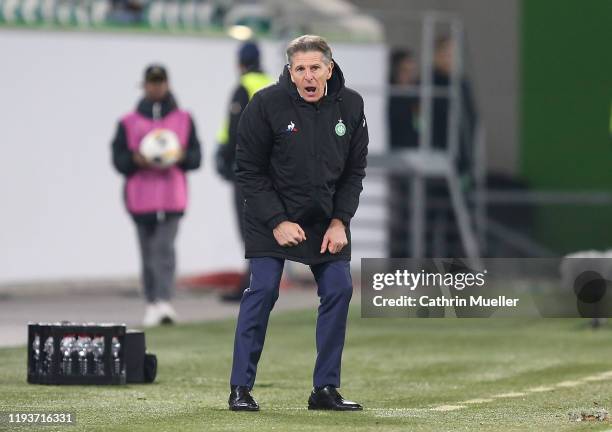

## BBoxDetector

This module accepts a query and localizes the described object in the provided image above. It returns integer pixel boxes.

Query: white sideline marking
[556,380,581,388]
[430,405,466,412]
[582,375,604,382]
[463,398,494,404]
[429,369,612,413]
[370,408,430,418]
[272,370,612,415]
[492,392,526,398]
[526,386,554,393]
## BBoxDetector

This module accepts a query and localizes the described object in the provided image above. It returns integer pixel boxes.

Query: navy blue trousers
[230,257,353,389]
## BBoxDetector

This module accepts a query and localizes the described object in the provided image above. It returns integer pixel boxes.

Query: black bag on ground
[125,330,157,384]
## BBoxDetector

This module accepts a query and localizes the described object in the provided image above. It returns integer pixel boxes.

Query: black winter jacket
[235,61,368,264]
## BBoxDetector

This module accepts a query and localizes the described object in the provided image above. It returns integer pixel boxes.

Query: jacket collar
[136,92,178,119]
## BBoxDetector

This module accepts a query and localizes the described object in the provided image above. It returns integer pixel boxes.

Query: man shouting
[229,35,368,412]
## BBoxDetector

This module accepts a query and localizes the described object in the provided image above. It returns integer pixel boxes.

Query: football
[139,128,181,168]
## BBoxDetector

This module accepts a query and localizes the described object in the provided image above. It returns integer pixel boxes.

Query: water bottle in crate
[28,322,127,385]
[28,322,156,385]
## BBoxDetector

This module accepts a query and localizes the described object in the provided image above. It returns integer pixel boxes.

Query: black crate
[28,322,127,385]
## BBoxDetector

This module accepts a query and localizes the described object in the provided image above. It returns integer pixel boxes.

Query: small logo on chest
[286,121,298,133]
[335,119,346,137]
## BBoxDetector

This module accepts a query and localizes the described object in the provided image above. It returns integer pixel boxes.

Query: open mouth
[304,86,317,97]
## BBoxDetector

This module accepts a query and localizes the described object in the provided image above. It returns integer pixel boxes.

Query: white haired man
[228,35,368,411]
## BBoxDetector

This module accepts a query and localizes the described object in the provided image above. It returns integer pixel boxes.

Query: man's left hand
[320,218,348,254]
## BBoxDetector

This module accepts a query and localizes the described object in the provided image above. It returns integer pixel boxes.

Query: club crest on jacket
[335,119,346,136]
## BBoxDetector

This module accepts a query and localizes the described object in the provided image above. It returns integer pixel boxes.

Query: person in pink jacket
[111,65,202,327]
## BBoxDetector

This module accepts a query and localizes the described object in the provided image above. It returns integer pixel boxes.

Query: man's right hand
[273,221,306,247]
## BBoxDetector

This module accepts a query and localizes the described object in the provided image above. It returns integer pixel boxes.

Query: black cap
[144,64,168,83]
[238,42,260,68]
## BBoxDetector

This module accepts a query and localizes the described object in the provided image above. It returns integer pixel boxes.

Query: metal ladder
[369,11,484,267]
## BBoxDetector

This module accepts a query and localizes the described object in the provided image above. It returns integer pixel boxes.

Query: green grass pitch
[2,308,612,431]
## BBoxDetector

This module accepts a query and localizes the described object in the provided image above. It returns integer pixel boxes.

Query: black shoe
[308,385,363,411]
[228,385,259,411]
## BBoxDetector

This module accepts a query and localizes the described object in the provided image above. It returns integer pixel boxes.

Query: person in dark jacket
[427,36,477,257]
[430,36,476,168]
[387,49,419,258]
[111,64,202,327]
[215,41,273,302]
[388,49,419,150]
[228,35,367,412]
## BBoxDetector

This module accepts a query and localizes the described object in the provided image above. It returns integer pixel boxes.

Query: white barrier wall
[0,29,386,284]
